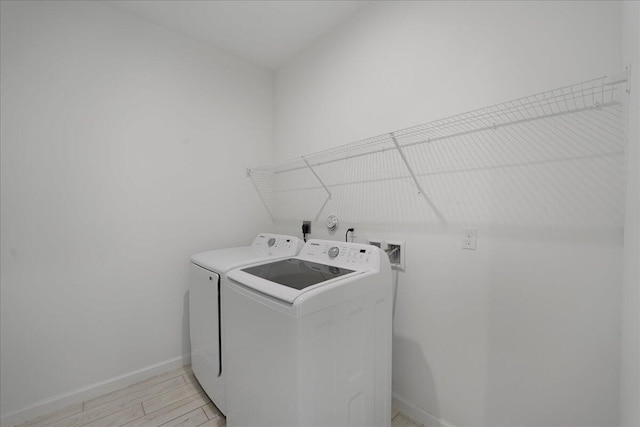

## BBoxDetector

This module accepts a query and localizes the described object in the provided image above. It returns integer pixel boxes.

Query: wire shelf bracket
[247,168,275,221]
[302,156,332,221]
[390,133,447,224]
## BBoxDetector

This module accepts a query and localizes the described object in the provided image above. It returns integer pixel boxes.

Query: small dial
[268,238,276,247]
[328,246,340,258]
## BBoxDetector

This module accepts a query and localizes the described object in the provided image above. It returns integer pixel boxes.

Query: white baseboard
[392,391,457,427]
[0,354,191,427]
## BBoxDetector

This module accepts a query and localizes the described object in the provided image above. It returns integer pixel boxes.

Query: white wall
[274,2,624,426]
[621,2,640,426]
[0,1,272,423]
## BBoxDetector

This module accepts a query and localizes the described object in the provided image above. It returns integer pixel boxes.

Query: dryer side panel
[189,263,225,413]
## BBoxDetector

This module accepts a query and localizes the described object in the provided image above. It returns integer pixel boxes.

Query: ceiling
[108,0,368,69]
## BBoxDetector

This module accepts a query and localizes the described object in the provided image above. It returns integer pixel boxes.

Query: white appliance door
[189,263,225,413]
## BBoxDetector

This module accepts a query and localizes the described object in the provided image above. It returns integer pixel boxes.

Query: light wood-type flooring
[15,365,423,427]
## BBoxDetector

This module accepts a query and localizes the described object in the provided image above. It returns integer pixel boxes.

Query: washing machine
[224,239,392,427]
[189,233,303,415]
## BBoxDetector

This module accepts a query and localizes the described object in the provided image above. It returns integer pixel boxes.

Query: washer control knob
[328,246,340,258]
[268,238,276,247]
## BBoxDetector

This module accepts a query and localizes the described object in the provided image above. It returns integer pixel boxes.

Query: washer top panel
[241,258,354,291]
[190,233,302,274]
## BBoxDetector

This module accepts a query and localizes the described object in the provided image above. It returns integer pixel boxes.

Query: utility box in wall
[368,238,405,271]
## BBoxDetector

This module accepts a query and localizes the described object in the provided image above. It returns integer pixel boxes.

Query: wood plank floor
[15,365,422,427]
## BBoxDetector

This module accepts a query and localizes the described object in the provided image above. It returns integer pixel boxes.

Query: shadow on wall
[392,335,440,422]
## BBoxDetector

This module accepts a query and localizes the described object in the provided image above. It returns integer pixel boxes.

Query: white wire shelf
[248,71,629,227]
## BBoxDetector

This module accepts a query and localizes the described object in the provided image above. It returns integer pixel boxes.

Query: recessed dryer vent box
[367,238,383,249]
[385,240,405,271]
[367,238,405,271]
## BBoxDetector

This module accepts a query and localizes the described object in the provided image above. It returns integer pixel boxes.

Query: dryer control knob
[328,246,340,258]
[268,238,276,247]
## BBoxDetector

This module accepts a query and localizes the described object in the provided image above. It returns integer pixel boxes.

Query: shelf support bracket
[302,156,332,221]
[391,133,447,224]
[247,170,275,222]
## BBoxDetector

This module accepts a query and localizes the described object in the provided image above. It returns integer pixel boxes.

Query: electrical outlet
[302,220,311,235]
[346,222,357,241]
[462,228,477,250]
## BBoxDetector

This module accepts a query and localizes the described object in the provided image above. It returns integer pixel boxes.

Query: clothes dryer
[224,239,392,427]
[189,233,302,415]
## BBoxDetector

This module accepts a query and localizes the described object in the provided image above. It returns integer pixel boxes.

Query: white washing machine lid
[190,234,303,274]
[191,246,267,274]
[241,258,355,290]
[227,260,365,304]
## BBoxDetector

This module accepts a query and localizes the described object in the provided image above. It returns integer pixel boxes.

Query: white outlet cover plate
[462,228,477,250]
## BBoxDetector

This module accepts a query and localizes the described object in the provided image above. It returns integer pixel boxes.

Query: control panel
[298,239,380,270]
[252,234,303,255]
